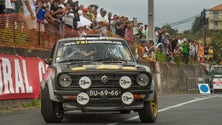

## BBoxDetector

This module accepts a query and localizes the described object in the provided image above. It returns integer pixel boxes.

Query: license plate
[88,89,121,97]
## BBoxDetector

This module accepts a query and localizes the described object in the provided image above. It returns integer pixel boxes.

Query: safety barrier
[187,77,214,93]
[0,13,79,50]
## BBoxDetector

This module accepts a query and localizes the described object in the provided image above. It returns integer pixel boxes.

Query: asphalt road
[0,94,222,125]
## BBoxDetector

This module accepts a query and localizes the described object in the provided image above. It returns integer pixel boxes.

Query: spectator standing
[63,2,73,28]
[96,9,109,36]
[142,24,148,41]
[5,0,20,28]
[189,41,195,64]
[157,28,166,44]
[36,0,47,32]
[135,24,143,43]
[171,35,178,52]
[208,46,214,61]
[50,0,66,35]
[44,2,57,44]
[124,21,134,47]
[193,41,199,61]
[178,36,184,47]
[71,2,80,30]
[5,0,18,14]
[182,39,189,64]
[148,40,158,73]
[21,0,37,42]
[107,11,112,31]
[36,0,48,43]
[161,32,170,54]
[167,41,175,64]
[115,16,126,37]
[110,14,118,34]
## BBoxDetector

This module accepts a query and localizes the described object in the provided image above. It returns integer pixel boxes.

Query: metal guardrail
[187,77,213,93]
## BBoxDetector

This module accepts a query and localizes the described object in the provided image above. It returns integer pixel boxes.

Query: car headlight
[136,74,149,87]
[119,76,132,89]
[59,74,72,87]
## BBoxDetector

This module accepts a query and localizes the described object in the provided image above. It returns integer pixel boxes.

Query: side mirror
[45,58,52,65]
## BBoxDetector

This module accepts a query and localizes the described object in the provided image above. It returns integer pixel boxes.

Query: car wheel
[138,91,158,123]
[41,85,64,123]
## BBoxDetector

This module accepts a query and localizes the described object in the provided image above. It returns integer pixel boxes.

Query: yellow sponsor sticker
[97,65,121,70]
[72,67,87,71]
[122,67,136,70]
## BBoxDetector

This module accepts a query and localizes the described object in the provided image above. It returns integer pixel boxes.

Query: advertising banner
[0,54,47,100]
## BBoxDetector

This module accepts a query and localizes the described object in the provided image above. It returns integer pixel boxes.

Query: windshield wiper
[93,58,127,63]
[58,59,91,63]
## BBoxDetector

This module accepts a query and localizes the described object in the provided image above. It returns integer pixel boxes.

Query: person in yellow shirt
[208,46,214,61]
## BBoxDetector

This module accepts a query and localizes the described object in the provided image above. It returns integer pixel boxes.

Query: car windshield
[55,40,135,63]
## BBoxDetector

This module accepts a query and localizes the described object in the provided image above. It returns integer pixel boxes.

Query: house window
[214,21,218,30]
[213,11,219,19]
[214,21,218,26]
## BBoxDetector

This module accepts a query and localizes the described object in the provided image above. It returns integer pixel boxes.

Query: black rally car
[40,36,158,123]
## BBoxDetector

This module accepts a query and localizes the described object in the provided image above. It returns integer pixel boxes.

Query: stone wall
[156,62,207,94]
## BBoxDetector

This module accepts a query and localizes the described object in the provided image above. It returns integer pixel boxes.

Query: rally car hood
[54,62,151,73]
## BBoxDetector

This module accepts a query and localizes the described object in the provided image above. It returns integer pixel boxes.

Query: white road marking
[106,95,218,125]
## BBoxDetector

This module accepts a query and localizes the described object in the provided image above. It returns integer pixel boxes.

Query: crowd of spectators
[1,0,214,73]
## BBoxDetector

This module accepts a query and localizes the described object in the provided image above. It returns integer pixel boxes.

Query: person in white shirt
[5,0,18,28]
[21,0,37,43]
[142,24,149,42]
[21,0,37,30]
[96,9,109,36]
[5,0,16,14]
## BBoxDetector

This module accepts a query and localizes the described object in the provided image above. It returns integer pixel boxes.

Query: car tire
[138,91,158,123]
[41,85,64,123]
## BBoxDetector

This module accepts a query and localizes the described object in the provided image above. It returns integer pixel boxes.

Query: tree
[191,17,202,33]
[208,30,222,64]
[161,24,178,37]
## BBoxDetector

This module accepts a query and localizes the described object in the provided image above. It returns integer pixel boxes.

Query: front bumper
[54,89,153,112]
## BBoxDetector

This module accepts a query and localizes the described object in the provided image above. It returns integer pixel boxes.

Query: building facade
[208,4,222,30]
